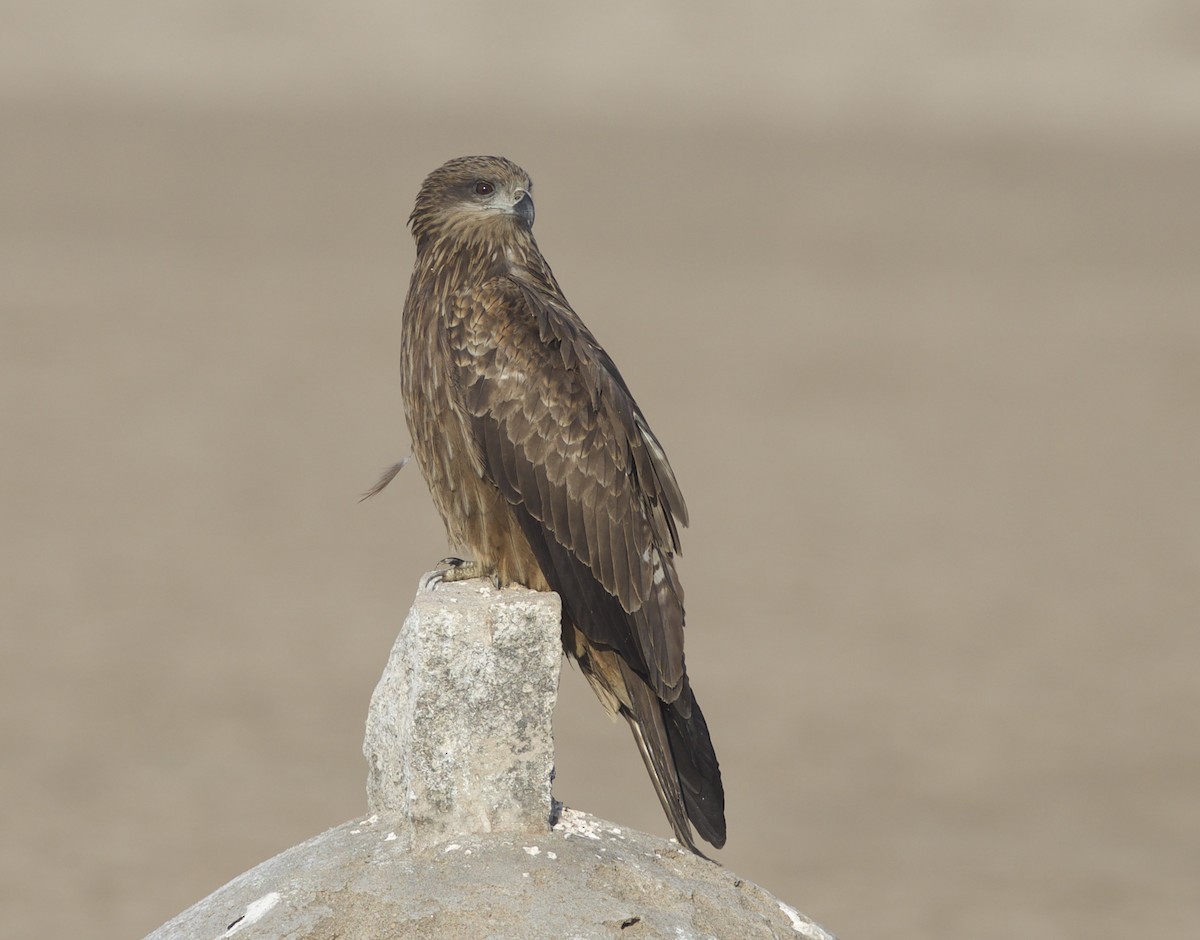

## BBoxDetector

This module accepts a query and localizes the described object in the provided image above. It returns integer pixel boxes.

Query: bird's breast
[399,280,545,590]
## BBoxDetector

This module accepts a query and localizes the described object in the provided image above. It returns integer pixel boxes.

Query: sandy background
[3,3,1198,938]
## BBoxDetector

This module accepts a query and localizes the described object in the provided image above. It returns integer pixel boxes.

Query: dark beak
[514,192,535,228]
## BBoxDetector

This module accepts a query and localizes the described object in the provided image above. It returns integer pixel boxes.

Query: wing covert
[448,277,689,698]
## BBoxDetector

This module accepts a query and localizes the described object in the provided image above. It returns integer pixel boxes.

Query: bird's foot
[420,557,498,592]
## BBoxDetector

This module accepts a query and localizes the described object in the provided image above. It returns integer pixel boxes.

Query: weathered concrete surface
[146,808,834,940]
[364,578,562,851]
[145,577,836,939]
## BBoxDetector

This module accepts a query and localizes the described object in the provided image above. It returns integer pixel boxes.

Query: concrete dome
[146,579,834,940]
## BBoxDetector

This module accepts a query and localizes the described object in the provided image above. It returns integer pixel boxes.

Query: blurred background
[3,3,1198,938]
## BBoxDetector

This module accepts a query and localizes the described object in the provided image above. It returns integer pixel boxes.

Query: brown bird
[384,155,724,853]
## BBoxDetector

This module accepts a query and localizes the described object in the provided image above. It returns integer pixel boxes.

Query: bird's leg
[419,557,499,592]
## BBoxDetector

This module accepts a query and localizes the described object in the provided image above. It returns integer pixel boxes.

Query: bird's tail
[618,659,726,854]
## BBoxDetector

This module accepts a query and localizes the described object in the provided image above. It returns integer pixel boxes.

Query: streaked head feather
[410,155,534,248]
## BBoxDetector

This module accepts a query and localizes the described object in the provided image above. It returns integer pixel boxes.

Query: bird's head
[409,155,535,247]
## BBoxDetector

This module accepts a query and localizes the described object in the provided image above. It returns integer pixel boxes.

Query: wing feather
[450,278,688,698]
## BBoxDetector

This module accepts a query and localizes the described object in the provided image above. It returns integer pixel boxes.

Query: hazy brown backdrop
[3,4,1197,938]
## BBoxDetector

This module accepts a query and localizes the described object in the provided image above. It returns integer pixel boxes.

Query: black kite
[384,155,725,853]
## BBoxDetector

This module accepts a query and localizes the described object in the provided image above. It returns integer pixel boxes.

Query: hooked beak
[513,192,534,228]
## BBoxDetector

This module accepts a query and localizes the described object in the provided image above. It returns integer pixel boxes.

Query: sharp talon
[418,570,445,592]
[420,557,489,592]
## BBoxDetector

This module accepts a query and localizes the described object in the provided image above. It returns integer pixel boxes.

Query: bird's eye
[474,180,494,196]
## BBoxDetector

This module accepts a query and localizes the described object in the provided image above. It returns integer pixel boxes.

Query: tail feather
[662,679,726,848]
[619,660,726,852]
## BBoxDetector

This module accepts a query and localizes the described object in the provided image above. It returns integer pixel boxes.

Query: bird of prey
[382,155,725,853]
